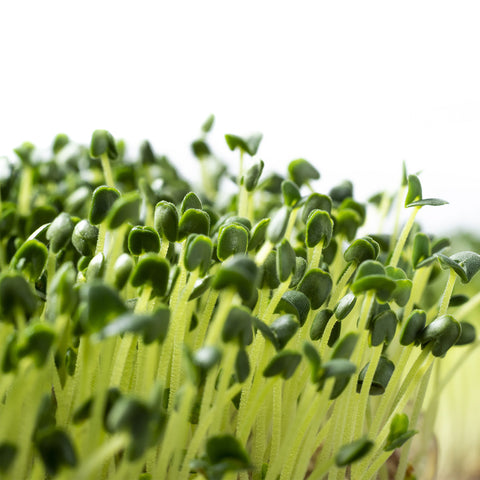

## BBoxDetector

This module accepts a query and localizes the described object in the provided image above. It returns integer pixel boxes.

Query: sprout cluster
[0,118,479,480]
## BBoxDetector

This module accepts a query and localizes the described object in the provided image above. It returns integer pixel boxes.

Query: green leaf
[52,133,69,154]
[406,198,448,208]
[275,290,311,326]
[350,260,396,302]
[344,237,379,264]
[303,341,321,380]
[319,358,356,398]
[252,317,278,349]
[178,208,210,241]
[107,397,158,461]
[266,206,290,244]
[14,141,35,165]
[270,314,299,350]
[106,192,141,229]
[333,208,362,242]
[2,333,18,372]
[131,254,170,295]
[193,346,222,371]
[35,427,77,476]
[384,414,418,451]
[336,438,374,467]
[154,201,179,243]
[0,272,37,322]
[98,307,170,344]
[329,180,353,204]
[404,174,422,206]
[244,159,264,192]
[17,324,56,367]
[139,140,156,164]
[281,180,301,207]
[276,239,296,283]
[455,321,476,346]
[310,309,334,341]
[128,226,161,255]
[302,193,332,221]
[206,434,251,470]
[217,224,249,261]
[263,350,302,379]
[81,283,128,332]
[185,234,213,276]
[420,314,462,357]
[305,209,333,249]
[188,275,212,301]
[225,133,262,156]
[334,293,357,321]
[297,268,332,310]
[46,212,74,253]
[357,356,395,395]
[86,253,105,282]
[89,186,121,225]
[289,256,307,288]
[235,349,250,383]
[222,306,253,346]
[369,309,397,346]
[10,239,48,281]
[0,442,17,473]
[71,220,99,257]
[287,158,320,186]
[181,192,203,214]
[412,233,432,269]
[212,255,258,302]
[90,129,118,160]
[191,139,211,159]
[400,310,426,346]
[202,114,215,133]
[331,333,358,360]
[248,218,270,251]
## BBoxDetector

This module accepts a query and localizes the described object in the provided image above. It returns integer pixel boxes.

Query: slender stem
[100,153,115,188]
[438,269,456,317]
[395,364,433,480]
[390,206,420,267]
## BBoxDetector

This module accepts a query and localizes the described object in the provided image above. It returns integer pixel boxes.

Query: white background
[1,1,480,235]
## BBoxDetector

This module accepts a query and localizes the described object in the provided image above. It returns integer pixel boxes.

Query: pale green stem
[95,221,108,256]
[390,206,420,267]
[204,289,236,346]
[369,345,413,437]
[252,403,267,479]
[179,384,242,480]
[255,240,274,265]
[71,434,128,480]
[269,381,283,465]
[353,344,383,439]
[307,238,324,270]
[18,164,33,216]
[390,185,407,252]
[100,153,115,188]
[327,261,356,309]
[104,223,129,284]
[168,270,199,411]
[395,364,434,480]
[210,345,237,433]
[193,289,219,350]
[359,356,434,480]
[438,269,456,317]
[285,208,299,242]
[159,239,170,258]
[161,382,196,478]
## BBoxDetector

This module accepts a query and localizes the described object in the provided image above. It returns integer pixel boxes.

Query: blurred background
[1,1,480,478]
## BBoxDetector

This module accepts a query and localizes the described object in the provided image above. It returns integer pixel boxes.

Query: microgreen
[0,121,478,480]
